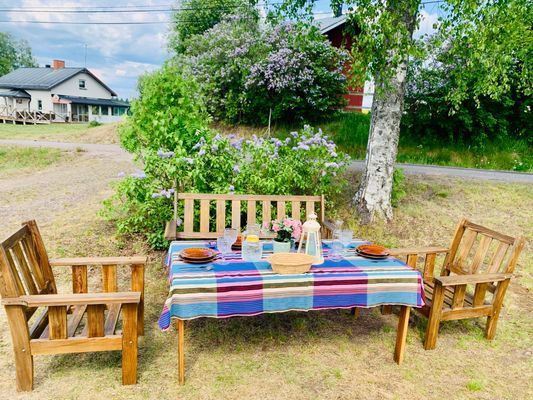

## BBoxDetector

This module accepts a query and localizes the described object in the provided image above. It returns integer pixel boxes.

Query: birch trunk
[353,5,418,223]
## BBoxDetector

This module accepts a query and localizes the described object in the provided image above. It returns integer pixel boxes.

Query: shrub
[103,64,350,248]
[180,15,347,124]
[88,120,102,127]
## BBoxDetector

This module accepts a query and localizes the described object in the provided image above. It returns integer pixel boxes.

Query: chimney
[52,60,65,69]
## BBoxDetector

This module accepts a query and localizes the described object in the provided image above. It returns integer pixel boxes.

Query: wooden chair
[164,193,333,240]
[389,218,525,350]
[0,220,147,391]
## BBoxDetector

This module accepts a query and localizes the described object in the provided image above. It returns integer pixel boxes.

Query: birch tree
[282,0,531,223]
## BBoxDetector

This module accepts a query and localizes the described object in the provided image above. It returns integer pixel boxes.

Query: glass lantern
[297,213,324,265]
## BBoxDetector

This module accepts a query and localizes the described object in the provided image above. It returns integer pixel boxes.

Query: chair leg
[122,303,138,385]
[6,306,34,391]
[424,283,445,350]
[351,307,360,318]
[14,349,33,392]
[381,305,393,315]
[485,280,510,340]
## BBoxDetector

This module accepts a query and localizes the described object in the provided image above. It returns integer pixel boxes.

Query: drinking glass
[217,237,231,265]
[224,228,238,247]
[339,229,353,257]
[329,240,343,262]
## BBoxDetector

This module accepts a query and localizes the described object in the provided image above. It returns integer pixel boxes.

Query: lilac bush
[181,15,348,124]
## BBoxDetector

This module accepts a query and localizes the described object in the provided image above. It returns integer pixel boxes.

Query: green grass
[0,122,119,144]
[216,113,532,172]
[0,123,89,137]
[0,146,71,174]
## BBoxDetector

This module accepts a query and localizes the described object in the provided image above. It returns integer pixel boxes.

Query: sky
[0,1,441,99]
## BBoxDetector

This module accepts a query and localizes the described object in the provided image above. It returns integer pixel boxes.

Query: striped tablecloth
[158,240,425,330]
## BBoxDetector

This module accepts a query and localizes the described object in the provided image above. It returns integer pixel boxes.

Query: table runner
[159,240,425,330]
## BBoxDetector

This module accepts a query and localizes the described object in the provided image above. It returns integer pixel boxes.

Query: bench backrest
[171,193,325,239]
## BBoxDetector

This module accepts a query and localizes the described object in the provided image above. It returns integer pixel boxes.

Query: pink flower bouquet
[265,217,303,243]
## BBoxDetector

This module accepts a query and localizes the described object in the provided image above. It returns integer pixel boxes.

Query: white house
[0,60,129,123]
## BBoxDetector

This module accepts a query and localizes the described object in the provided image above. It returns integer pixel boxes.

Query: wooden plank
[277,201,286,219]
[183,199,194,233]
[1,225,30,250]
[67,305,87,337]
[464,221,515,244]
[122,303,138,385]
[102,265,117,293]
[470,235,492,273]
[12,243,38,294]
[454,229,477,272]
[177,193,321,201]
[320,194,325,225]
[29,308,49,339]
[424,282,445,350]
[434,273,511,287]
[176,319,185,385]
[441,218,467,275]
[216,200,226,232]
[389,247,449,256]
[21,237,45,290]
[3,292,141,307]
[423,253,436,281]
[231,200,241,230]
[451,284,467,309]
[4,249,26,295]
[87,304,105,338]
[51,256,147,267]
[247,200,256,226]
[24,220,56,293]
[406,254,418,269]
[441,305,493,321]
[473,283,489,307]
[262,201,271,226]
[3,305,33,391]
[291,201,300,220]
[487,242,509,273]
[486,279,511,339]
[30,336,122,355]
[72,265,88,294]
[131,264,145,336]
[175,231,276,239]
[164,219,178,240]
[305,201,315,219]
[104,304,121,336]
[200,199,210,233]
[394,306,410,365]
[48,306,67,340]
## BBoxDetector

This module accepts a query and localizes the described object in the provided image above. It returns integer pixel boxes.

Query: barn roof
[316,14,347,34]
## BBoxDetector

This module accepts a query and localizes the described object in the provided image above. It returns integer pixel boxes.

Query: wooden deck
[0,107,56,125]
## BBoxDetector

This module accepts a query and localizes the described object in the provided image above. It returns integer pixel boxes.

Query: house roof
[58,95,129,107]
[0,89,31,98]
[0,67,117,96]
[317,14,347,34]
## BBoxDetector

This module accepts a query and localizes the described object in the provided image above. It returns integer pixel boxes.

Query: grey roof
[0,67,117,96]
[316,14,347,34]
[59,95,129,107]
[0,89,30,98]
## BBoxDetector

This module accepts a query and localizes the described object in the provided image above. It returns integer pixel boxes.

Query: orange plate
[180,248,216,259]
[356,244,389,256]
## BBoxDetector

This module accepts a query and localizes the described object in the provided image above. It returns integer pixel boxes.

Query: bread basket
[267,253,315,274]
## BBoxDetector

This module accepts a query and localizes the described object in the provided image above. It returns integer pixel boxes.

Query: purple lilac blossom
[131,171,146,179]
[157,149,175,159]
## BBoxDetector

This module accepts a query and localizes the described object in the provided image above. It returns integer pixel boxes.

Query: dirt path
[2,138,532,183]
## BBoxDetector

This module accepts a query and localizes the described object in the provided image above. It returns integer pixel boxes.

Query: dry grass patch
[0,164,531,400]
[0,123,119,144]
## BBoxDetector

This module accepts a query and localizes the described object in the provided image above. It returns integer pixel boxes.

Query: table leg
[351,307,360,318]
[175,319,185,385]
[394,306,410,365]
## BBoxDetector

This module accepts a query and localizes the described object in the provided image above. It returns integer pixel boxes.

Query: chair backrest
[172,193,326,239]
[442,218,525,284]
[0,220,56,300]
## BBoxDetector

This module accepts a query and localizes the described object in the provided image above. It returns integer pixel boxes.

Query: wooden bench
[164,193,333,240]
[0,220,147,391]
[389,218,525,350]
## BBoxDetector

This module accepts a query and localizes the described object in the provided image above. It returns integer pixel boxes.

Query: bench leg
[394,306,410,364]
[381,305,393,315]
[176,319,185,385]
[122,303,138,385]
[6,306,33,391]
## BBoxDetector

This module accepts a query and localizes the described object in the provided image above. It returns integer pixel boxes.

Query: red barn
[318,14,366,112]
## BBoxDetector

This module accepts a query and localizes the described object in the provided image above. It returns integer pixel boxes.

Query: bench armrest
[434,273,513,287]
[49,256,147,266]
[2,292,141,307]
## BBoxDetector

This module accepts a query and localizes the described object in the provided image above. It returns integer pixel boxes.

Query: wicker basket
[267,253,315,274]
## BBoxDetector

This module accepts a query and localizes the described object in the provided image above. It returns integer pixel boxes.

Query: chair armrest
[388,247,449,256]
[49,256,147,266]
[434,273,513,287]
[2,292,141,307]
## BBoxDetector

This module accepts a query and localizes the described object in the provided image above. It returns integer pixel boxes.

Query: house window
[79,79,86,89]
[91,105,100,115]
[37,100,42,110]
[112,106,127,116]
[101,106,109,115]
[16,99,23,104]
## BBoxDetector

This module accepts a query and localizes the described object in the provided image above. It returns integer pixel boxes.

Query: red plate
[356,244,390,257]
[180,248,216,260]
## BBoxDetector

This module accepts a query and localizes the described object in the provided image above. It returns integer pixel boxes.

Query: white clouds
[416,9,440,38]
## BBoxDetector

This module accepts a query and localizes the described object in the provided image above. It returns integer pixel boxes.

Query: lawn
[0,146,73,176]
[0,149,531,400]
[214,113,533,172]
[0,122,119,144]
